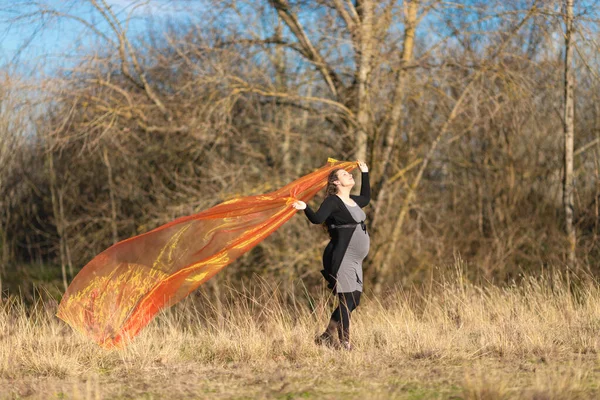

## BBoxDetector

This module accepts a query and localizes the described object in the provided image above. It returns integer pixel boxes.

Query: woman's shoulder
[322,195,339,203]
[321,195,342,208]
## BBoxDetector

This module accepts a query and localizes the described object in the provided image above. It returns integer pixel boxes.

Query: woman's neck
[336,187,352,199]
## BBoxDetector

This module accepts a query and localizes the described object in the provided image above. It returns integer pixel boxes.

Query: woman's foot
[315,320,340,348]
[340,340,352,351]
[314,332,337,348]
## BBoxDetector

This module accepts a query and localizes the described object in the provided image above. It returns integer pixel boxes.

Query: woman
[292,160,370,350]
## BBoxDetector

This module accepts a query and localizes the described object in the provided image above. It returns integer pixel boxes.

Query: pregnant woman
[292,160,370,350]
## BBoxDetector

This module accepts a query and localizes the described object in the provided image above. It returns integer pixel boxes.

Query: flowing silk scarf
[57,159,356,347]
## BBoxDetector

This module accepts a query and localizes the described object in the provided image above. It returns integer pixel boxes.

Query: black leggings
[331,291,361,342]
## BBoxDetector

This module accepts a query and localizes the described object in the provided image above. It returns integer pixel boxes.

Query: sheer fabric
[57,159,356,347]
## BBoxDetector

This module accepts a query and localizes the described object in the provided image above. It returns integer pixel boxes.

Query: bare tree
[4,0,600,298]
[563,0,576,267]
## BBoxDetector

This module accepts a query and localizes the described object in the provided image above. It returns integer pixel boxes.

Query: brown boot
[315,319,339,348]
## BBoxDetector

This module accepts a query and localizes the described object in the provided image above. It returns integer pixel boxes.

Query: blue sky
[0,0,204,74]
[1,0,584,78]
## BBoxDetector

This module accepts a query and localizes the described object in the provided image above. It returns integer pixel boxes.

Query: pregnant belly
[348,229,370,260]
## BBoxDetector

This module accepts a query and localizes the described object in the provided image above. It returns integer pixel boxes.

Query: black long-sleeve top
[303,171,370,289]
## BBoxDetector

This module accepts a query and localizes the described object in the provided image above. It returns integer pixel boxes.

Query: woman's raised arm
[352,161,370,207]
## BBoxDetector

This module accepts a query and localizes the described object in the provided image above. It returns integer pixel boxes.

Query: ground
[2,269,600,399]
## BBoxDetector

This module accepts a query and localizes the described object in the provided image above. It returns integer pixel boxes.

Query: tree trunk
[0,202,8,266]
[103,146,119,245]
[274,21,292,178]
[372,0,419,222]
[376,0,418,183]
[298,84,312,172]
[0,204,6,302]
[58,189,74,278]
[354,0,374,164]
[47,151,68,292]
[274,19,294,296]
[563,0,576,267]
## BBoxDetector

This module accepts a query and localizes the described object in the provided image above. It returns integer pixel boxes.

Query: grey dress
[335,203,370,293]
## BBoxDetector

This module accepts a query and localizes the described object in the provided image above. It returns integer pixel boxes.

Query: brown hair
[325,169,341,197]
[322,169,341,235]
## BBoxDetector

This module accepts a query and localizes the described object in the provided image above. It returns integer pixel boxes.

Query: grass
[1,263,600,399]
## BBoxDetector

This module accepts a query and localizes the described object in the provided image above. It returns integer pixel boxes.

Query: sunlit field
[2,263,600,399]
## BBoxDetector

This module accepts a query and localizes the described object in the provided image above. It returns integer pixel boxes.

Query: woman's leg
[316,291,361,348]
[315,306,341,346]
[337,291,361,347]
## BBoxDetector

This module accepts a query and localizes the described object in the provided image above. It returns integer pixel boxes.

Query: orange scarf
[57,159,356,347]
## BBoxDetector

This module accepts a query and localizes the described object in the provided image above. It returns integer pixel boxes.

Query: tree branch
[268,0,343,97]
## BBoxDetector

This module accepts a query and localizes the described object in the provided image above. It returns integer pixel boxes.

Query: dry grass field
[2,263,600,399]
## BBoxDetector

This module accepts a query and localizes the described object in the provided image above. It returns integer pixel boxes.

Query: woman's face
[335,170,355,189]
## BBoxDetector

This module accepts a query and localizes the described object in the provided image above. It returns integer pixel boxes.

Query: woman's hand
[357,160,368,172]
[292,200,306,210]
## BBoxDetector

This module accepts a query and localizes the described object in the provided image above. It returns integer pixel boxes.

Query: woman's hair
[325,169,341,197]
[322,169,341,235]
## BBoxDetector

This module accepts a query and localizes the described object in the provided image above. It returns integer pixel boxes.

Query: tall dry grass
[1,261,600,399]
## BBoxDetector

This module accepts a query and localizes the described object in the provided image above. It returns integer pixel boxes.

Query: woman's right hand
[357,160,368,172]
[292,200,306,210]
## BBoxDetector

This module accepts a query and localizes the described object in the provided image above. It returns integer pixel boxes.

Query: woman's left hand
[292,200,307,210]
[357,160,368,172]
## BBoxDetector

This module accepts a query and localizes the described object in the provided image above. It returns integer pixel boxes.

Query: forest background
[4,1,600,398]
[1,0,599,300]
